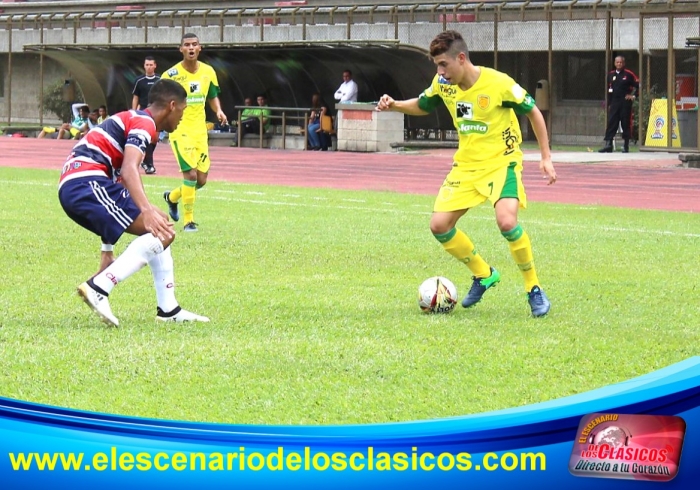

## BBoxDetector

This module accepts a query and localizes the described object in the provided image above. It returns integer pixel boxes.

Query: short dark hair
[144,56,156,62]
[148,79,187,107]
[343,70,352,76]
[429,30,469,59]
[181,33,198,45]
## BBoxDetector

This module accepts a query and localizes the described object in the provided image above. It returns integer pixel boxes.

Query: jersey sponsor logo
[502,127,518,156]
[477,95,490,110]
[439,84,457,97]
[456,102,473,120]
[438,75,450,84]
[189,81,201,94]
[167,68,178,76]
[186,95,206,105]
[457,121,488,135]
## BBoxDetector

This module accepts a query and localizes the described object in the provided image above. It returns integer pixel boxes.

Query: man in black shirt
[599,56,639,153]
[132,56,161,173]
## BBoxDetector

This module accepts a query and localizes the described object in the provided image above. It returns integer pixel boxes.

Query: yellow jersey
[418,67,535,170]
[162,61,221,140]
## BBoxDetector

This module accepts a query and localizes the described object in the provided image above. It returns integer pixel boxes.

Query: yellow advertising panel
[644,99,681,147]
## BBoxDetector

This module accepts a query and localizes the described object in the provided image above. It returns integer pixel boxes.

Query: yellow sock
[181,180,197,224]
[434,228,491,278]
[502,225,539,292]
[169,185,182,203]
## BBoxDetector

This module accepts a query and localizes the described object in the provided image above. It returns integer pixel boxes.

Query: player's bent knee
[497,218,518,233]
[429,220,453,235]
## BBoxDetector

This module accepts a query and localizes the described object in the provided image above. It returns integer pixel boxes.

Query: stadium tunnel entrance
[31,42,451,132]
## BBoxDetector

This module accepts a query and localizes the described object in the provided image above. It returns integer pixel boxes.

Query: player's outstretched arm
[526,105,557,185]
[376,95,429,116]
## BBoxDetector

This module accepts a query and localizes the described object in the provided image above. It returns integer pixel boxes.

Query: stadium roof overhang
[21,40,448,130]
[22,39,409,52]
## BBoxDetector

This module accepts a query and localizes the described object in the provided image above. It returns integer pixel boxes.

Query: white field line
[3,179,699,239]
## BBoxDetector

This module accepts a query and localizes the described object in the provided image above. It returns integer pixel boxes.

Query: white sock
[148,246,178,313]
[93,234,164,294]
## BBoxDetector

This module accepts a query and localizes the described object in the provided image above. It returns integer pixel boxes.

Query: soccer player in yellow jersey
[162,33,228,232]
[377,31,557,317]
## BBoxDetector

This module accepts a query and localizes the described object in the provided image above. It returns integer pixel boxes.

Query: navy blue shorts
[59,177,141,244]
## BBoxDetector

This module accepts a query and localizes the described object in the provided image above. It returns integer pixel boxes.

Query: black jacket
[606,68,639,104]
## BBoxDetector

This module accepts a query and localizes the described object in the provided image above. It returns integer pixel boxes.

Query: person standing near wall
[334,70,359,103]
[132,56,161,174]
[598,56,639,153]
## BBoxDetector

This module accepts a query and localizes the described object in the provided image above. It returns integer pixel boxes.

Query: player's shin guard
[148,245,178,313]
[182,179,197,224]
[502,225,540,292]
[434,227,491,278]
[92,234,165,294]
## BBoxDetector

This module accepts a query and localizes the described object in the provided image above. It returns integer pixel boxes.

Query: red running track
[1,138,698,212]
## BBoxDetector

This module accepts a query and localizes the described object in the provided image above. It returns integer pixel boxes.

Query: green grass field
[0,167,698,425]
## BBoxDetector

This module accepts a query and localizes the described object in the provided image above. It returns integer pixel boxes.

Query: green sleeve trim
[418,93,442,113]
[503,93,536,115]
[207,83,220,100]
[433,228,457,243]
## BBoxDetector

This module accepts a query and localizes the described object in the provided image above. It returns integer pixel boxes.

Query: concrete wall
[0,54,67,125]
[4,17,698,54]
[1,14,698,145]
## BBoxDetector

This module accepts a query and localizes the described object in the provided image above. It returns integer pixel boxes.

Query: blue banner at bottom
[2,357,700,489]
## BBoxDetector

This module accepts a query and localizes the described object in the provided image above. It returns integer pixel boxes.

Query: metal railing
[230,105,312,149]
[1,1,697,39]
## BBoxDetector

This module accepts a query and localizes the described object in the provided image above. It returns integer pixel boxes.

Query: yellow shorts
[433,161,527,212]
[69,127,81,138]
[42,127,57,134]
[169,136,210,173]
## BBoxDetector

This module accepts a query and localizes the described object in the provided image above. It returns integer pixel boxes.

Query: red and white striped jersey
[58,109,156,188]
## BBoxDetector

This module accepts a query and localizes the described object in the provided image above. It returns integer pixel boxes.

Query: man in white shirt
[334,70,358,103]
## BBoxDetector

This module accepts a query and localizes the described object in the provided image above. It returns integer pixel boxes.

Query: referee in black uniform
[599,56,639,153]
[131,56,161,173]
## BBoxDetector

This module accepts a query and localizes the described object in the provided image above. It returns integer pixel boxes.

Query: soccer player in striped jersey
[58,79,209,326]
[376,30,557,317]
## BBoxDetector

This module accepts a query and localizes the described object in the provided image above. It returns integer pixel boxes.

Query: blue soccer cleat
[462,267,500,308]
[527,286,551,317]
[163,191,180,222]
[183,222,199,233]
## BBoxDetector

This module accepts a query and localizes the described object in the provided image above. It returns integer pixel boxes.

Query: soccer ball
[418,276,458,314]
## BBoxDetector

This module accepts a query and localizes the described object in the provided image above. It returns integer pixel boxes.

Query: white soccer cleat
[77,282,119,327]
[156,306,210,323]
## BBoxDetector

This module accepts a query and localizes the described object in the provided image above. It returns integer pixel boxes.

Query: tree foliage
[38,79,83,123]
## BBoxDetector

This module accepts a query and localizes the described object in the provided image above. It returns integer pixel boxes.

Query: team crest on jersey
[477,95,490,110]
[456,102,473,120]
[167,68,178,76]
[189,82,201,94]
